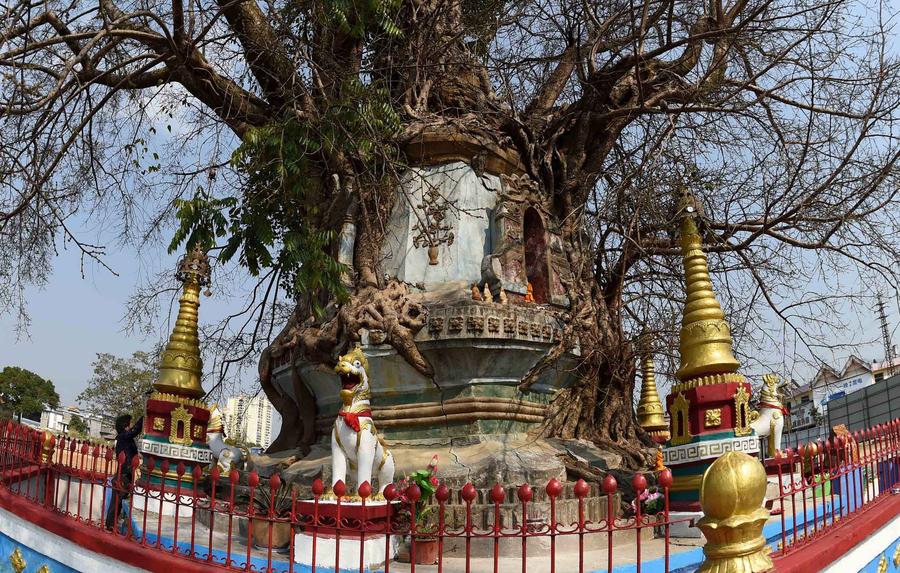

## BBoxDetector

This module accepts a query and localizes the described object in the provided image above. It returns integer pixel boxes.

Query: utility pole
[876,293,895,376]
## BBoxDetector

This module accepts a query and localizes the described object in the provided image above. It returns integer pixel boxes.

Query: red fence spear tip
[461,483,477,503]
[601,475,617,495]
[383,483,397,501]
[632,473,648,492]
[248,470,259,487]
[81,443,89,455]
[229,469,239,483]
[546,478,563,498]
[333,480,347,498]
[132,456,141,470]
[436,483,451,503]
[517,483,533,503]
[358,481,372,499]
[312,478,324,496]
[161,460,170,474]
[490,483,505,504]
[271,473,282,490]
[192,464,202,479]
[658,469,673,489]
[176,462,186,476]
[574,479,590,498]
[407,483,422,502]
[211,466,221,482]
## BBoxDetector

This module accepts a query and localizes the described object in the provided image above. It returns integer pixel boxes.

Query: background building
[224,394,274,449]
[40,406,114,440]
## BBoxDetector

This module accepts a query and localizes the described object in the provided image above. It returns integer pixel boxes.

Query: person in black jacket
[105,414,143,531]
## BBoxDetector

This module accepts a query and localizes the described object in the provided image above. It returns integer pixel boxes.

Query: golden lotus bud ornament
[696,451,773,573]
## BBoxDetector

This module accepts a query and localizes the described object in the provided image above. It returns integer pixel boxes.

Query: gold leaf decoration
[9,548,26,573]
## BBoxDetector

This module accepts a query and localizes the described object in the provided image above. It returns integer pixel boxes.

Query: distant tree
[67,414,89,438]
[77,352,156,420]
[0,367,60,421]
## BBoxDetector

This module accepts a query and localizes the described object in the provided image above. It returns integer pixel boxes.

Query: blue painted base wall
[0,530,79,573]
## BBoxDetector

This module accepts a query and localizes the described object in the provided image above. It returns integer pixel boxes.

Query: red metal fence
[767,420,900,558]
[1,418,900,573]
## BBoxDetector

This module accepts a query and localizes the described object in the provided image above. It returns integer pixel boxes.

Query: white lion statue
[750,373,786,456]
[207,404,243,472]
[331,345,395,497]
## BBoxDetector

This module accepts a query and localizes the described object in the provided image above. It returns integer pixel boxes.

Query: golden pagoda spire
[154,245,211,398]
[676,193,740,383]
[637,348,668,439]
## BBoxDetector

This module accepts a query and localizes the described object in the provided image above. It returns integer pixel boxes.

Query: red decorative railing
[766,419,900,558]
[2,417,900,573]
[0,420,686,573]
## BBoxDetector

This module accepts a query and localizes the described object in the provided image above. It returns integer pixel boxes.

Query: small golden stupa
[154,245,211,397]
[675,200,740,383]
[140,245,214,487]
[664,190,759,512]
[636,342,669,444]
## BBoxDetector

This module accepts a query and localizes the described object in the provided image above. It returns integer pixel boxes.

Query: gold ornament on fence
[695,452,773,573]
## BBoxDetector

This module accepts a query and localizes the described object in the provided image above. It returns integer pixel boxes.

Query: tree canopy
[77,352,156,419]
[4,0,900,464]
[0,367,60,421]
[67,414,90,437]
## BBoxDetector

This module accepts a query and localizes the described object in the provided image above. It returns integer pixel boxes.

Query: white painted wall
[0,506,149,573]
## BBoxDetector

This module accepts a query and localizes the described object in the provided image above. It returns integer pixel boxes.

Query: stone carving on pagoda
[749,373,786,455]
[329,345,395,497]
[662,192,760,512]
[138,246,213,491]
[283,140,585,488]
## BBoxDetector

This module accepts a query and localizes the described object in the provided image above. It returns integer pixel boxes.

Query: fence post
[40,431,55,508]
[695,451,772,573]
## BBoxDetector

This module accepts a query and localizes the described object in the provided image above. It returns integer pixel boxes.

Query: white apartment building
[40,406,114,440]
[224,394,274,449]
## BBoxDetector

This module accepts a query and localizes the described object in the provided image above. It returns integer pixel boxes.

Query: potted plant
[248,481,293,553]
[630,485,665,536]
[397,455,440,565]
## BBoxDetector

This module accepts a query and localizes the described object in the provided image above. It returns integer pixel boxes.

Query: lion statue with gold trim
[330,345,394,497]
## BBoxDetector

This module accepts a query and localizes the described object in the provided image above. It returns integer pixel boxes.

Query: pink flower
[430,476,439,486]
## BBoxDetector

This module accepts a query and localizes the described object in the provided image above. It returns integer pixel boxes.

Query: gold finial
[40,431,55,464]
[675,199,740,382]
[637,349,668,438]
[696,451,773,573]
[155,246,211,398]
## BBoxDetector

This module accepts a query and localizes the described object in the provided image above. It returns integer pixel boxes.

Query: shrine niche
[523,207,549,303]
[483,174,571,306]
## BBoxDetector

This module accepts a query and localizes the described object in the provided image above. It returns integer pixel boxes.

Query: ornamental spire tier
[155,245,211,397]
[138,246,214,500]
[676,214,740,382]
[637,350,669,444]
[663,194,759,513]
